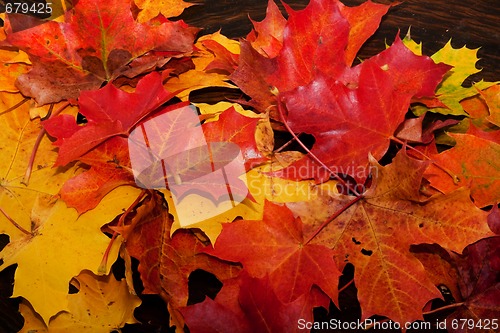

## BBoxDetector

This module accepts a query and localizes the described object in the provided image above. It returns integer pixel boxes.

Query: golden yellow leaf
[0,92,76,241]
[135,0,193,22]
[0,187,141,324]
[0,49,30,92]
[19,270,141,333]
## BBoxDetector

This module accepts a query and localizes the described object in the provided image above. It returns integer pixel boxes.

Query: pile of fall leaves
[0,0,499,332]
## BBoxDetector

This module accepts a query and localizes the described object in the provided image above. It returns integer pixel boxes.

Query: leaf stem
[0,206,31,236]
[274,132,303,153]
[304,195,362,245]
[98,189,149,274]
[23,102,70,185]
[422,302,464,316]
[276,96,360,197]
[338,278,354,294]
[0,97,29,116]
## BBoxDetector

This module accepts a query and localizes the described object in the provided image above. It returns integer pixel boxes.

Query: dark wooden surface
[179,0,499,83]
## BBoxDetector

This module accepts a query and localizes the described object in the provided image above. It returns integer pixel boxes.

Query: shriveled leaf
[0,187,140,324]
[425,133,500,208]
[288,150,494,324]
[4,0,197,104]
[205,201,341,304]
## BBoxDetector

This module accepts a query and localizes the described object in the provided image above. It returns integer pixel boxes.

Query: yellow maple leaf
[413,40,498,116]
[0,49,30,93]
[19,270,141,332]
[0,187,141,324]
[0,92,77,241]
[135,0,194,23]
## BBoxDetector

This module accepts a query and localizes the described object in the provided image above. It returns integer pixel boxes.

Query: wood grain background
[179,0,499,83]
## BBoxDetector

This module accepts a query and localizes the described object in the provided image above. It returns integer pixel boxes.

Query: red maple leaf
[276,37,450,183]
[204,201,341,305]
[446,237,500,332]
[287,150,494,324]
[231,0,392,113]
[4,0,198,104]
[229,0,450,183]
[43,72,176,166]
[181,272,329,333]
[59,137,136,214]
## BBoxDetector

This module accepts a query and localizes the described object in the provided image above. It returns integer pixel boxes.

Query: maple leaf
[124,191,240,330]
[479,84,500,127]
[182,272,329,333]
[246,0,287,58]
[424,133,500,208]
[413,41,498,116]
[162,31,239,102]
[338,0,392,66]
[231,0,450,183]
[395,115,459,144]
[205,201,341,305]
[0,187,140,324]
[19,270,141,332]
[43,72,176,166]
[0,92,77,240]
[128,104,256,200]
[452,237,500,300]
[276,36,450,183]
[0,48,30,92]
[231,0,392,113]
[4,0,198,104]
[287,150,494,324]
[446,237,500,332]
[202,105,269,168]
[128,103,272,237]
[412,245,462,303]
[59,137,137,214]
[134,0,194,23]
